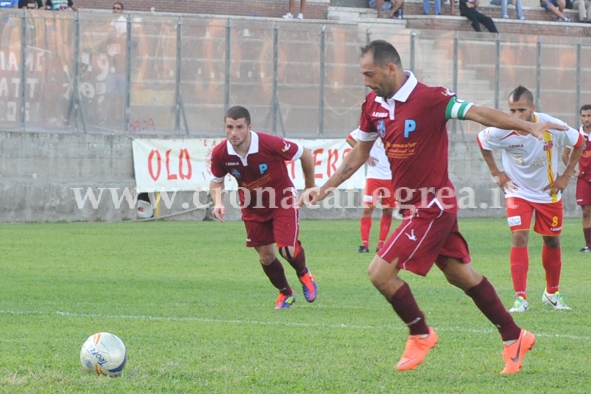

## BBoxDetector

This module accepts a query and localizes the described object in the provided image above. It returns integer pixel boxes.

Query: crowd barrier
[1,9,590,139]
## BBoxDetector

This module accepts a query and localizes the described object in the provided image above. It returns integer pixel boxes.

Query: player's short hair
[360,40,402,68]
[225,106,251,125]
[509,85,534,104]
[581,104,591,113]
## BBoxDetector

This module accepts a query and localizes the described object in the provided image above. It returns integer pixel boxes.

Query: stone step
[328,0,590,37]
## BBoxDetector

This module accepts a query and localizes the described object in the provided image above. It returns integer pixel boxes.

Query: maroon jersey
[358,72,469,214]
[578,128,591,181]
[210,131,303,221]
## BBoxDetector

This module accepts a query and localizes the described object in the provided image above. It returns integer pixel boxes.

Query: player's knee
[278,245,294,260]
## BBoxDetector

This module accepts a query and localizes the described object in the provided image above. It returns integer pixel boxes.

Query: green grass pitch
[1,218,590,393]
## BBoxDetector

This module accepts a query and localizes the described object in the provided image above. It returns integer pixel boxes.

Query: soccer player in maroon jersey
[562,104,591,253]
[299,40,566,374]
[210,106,317,309]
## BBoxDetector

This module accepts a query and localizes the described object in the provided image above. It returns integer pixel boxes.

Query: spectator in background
[111,1,126,37]
[18,0,42,8]
[460,0,499,32]
[423,0,442,15]
[540,0,572,21]
[569,0,591,22]
[282,0,306,19]
[45,0,77,11]
[369,0,405,18]
[0,0,18,8]
[500,0,525,19]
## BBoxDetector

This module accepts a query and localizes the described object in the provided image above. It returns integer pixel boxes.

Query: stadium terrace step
[327,0,589,37]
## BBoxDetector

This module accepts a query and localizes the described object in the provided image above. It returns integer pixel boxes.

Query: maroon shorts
[505,197,563,236]
[377,205,471,276]
[243,208,299,248]
[576,178,591,206]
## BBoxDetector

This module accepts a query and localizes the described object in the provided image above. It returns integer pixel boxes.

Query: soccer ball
[80,332,127,377]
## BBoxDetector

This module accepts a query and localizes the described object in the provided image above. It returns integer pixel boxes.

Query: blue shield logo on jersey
[377,120,386,138]
[404,120,416,138]
[231,169,241,179]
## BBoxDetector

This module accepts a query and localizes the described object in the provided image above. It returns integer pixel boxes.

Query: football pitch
[1,218,590,393]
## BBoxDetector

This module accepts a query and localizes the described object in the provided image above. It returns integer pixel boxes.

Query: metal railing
[1,9,590,139]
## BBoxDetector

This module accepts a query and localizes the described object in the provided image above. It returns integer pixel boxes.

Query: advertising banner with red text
[132,138,366,192]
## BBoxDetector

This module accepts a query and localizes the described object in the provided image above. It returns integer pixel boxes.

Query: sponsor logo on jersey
[550,226,562,232]
[507,216,522,227]
[225,162,240,166]
[543,141,554,151]
[281,141,291,152]
[231,169,241,179]
[509,144,523,148]
[531,157,549,168]
[372,111,388,117]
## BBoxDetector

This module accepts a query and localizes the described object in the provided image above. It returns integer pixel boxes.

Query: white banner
[132,138,366,192]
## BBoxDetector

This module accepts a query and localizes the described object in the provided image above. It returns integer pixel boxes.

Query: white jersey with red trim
[348,128,391,180]
[478,112,581,203]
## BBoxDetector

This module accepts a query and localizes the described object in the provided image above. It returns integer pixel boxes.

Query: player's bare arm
[479,148,515,191]
[544,142,584,193]
[298,139,374,207]
[299,148,316,190]
[562,146,580,176]
[346,135,376,166]
[466,105,567,138]
[209,180,226,222]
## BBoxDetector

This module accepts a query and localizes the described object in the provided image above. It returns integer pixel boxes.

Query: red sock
[360,216,372,248]
[542,244,561,294]
[584,227,591,248]
[378,214,393,247]
[261,258,291,295]
[387,282,429,336]
[465,277,521,342]
[510,246,529,299]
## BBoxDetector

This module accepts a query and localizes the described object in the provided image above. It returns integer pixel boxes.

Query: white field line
[0,309,588,341]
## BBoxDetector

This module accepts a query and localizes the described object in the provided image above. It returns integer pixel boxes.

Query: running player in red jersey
[562,104,591,253]
[299,40,565,374]
[210,106,317,309]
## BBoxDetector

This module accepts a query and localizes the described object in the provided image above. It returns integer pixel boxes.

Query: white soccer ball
[80,332,127,377]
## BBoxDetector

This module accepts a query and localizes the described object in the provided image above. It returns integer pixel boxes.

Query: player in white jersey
[478,86,583,313]
[347,129,396,253]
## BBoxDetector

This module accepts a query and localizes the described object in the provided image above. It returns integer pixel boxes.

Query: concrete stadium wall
[76,0,330,20]
[0,131,579,223]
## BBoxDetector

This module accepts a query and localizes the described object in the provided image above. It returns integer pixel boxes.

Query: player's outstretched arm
[209,180,226,222]
[465,105,567,138]
[298,139,373,208]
